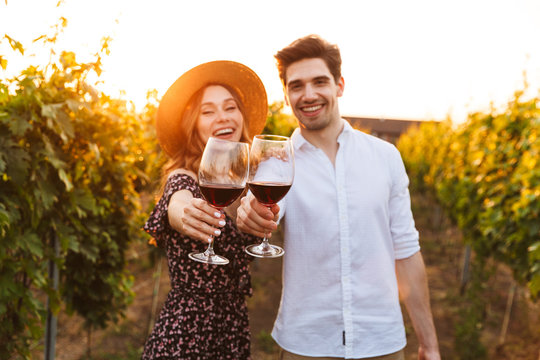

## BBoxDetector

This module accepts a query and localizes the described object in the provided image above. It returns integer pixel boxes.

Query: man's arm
[396,251,441,360]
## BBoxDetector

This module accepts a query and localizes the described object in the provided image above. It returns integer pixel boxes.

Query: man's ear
[337,77,345,98]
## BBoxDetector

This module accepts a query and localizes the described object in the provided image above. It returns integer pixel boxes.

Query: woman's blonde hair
[159,83,251,190]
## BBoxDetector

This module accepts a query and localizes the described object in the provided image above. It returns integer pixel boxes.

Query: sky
[1,0,540,123]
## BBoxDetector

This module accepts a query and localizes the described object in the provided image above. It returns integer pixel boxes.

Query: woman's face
[197,85,245,143]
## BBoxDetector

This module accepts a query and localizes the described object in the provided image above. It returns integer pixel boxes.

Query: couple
[142,35,441,360]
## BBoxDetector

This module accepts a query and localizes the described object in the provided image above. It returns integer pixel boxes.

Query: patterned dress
[141,173,256,360]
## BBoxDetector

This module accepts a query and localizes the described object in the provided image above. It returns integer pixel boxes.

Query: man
[237,35,440,360]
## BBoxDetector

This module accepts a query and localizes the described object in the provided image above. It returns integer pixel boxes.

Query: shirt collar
[291,118,352,151]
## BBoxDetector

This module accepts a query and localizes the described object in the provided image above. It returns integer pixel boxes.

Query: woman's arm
[168,189,226,244]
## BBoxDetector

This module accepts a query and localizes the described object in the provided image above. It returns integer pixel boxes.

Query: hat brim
[156,61,268,157]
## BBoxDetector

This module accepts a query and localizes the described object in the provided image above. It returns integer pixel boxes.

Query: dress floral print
[141,173,255,360]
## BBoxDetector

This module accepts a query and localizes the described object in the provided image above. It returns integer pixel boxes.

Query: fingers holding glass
[182,202,225,243]
[237,197,278,239]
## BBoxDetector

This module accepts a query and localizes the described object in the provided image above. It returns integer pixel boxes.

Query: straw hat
[156,60,268,157]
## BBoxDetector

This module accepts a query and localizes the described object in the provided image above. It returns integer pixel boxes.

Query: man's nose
[303,84,317,101]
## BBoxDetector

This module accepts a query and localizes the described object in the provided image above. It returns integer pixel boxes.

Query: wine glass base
[245,243,284,258]
[188,251,229,265]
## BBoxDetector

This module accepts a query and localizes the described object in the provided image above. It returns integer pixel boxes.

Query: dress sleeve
[143,173,198,248]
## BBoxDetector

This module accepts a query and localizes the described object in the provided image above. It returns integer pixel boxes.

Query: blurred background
[1,0,539,359]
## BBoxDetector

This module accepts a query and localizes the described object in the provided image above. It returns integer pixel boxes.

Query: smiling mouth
[300,104,323,113]
[213,128,234,136]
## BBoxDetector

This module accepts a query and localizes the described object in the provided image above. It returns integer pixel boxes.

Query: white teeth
[303,105,322,112]
[214,128,233,136]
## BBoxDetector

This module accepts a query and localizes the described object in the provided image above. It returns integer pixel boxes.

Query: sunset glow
[1,0,540,123]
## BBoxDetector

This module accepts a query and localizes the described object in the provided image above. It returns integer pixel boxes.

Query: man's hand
[237,192,279,237]
[418,346,441,360]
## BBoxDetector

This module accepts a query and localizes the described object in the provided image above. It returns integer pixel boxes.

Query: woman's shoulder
[164,169,198,192]
[167,169,197,182]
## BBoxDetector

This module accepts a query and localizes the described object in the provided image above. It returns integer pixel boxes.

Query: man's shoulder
[349,127,398,153]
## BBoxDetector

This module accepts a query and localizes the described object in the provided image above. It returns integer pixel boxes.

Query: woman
[142,61,267,359]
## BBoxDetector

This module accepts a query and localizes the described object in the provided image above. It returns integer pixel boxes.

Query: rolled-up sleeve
[389,147,420,259]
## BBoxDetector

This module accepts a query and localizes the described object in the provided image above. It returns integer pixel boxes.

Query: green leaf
[56,110,74,139]
[32,35,47,43]
[42,135,67,170]
[8,116,32,136]
[5,147,31,184]
[19,232,44,258]
[79,241,99,262]
[34,180,58,210]
[58,168,73,192]
[0,274,19,297]
[4,34,25,55]
[42,103,74,140]
[0,203,10,225]
[0,302,6,316]
[66,99,81,112]
[60,51,77,69]
[74,190,97,214]
[41,104,59,121]
[529,273,540,299]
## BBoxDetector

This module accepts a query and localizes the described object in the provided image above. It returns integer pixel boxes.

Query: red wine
[248,182,291,205]
[199,184,245,208]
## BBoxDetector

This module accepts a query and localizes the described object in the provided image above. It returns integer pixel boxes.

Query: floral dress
[141,173,256,360]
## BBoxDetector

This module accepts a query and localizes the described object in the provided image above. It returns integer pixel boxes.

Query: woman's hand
[168,190,226,244]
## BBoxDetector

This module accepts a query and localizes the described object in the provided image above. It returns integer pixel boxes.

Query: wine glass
[245,135,294,258]
[189,137,249,265]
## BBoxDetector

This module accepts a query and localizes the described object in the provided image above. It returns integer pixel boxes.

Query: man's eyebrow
[313,75,331,82]
[287,79,303,87]
[287,75,331,87]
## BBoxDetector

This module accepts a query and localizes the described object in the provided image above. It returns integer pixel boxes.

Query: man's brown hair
[274,34,342,86]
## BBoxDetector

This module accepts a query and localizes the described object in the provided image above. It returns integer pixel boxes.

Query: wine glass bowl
[189,137,249,265]
[245,135,294,258]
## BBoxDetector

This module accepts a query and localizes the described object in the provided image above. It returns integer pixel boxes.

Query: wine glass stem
[204,206,222,257]
[260,206,274,250]
[204,239,216,257]
[260,236,272,251]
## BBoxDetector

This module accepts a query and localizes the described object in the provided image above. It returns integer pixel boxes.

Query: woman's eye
[226,106,237,111]
[202,110,214,115]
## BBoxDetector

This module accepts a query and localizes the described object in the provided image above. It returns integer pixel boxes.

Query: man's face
[284,58,344,132]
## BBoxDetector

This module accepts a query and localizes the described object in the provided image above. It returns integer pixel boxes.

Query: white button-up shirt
[272,120,420,358]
